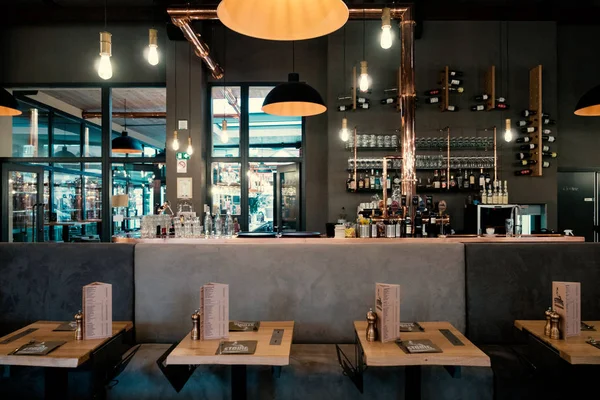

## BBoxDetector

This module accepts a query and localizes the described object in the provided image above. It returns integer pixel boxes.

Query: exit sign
[176,152,190,160]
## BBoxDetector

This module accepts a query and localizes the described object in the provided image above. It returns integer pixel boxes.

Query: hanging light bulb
[98,32,113,80]
[147,28,159,66]
[359,61,369,92]
[504,118,513,142]
[221,119,229,143]
[186,136,194,155]
[339,117,349,142]
[172,130,180,151]
[380,8,393,49]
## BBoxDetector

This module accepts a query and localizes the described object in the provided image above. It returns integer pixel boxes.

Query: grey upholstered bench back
[0,243,135,336]
[134,242,466,343]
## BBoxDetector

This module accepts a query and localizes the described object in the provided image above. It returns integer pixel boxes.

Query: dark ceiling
[3,0,600,24]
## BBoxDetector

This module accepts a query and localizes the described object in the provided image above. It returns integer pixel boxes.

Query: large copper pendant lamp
[575,85,600,116]
[216,0,349,41]
[0,88,22,116]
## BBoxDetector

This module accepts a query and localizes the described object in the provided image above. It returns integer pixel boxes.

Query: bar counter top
[113,234,584,244]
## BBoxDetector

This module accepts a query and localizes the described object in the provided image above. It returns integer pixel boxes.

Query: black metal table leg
[405,365,422,400]
[231,365,247,400]
[45,367,69,400]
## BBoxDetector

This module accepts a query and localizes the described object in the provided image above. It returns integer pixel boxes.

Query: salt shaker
[550,311,561,340]
[366,308,378,342]
[191,310,200,341]
[544,307,553,337]
[75,310,83,340]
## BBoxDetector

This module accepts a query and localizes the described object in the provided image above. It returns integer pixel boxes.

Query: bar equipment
[366,308,378,342]
[75,310,83,341]
[550,311,561,340]
[191,310,200,340]
[544,307,552,337]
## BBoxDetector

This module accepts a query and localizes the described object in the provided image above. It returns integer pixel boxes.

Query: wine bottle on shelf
[425,97,440,104]
[516,136,531,143]
[449,86,465,93]
[337,104,352,112]
[543,161,551,168]
[424,89,441,96]
[474,94,490,101]
[468,169,475,189]
[464,169,470,189]
[496,97,506,103]
[517,152,532,160]
[370,169,375,189]
[542,135,556,142]
[448,70,463,77]
[522,109,549,118]
[346,173,355,192]
[481,186,488,204]
[516,120,533,127]
[542,128,552,135]
[542,118,556,125]
[358,174,365,189]
[357,97,368,104]
[446,105,459,112]
[520,143,538,151]
[471,104,486,112]
[457,169,464,188]
[380,97,397,105]
[519,159,538,166]
[515,169,533,176]
[521,127,536,134]
[364,171,370,189]
[448,78,463,86]
[542,151,558,158]
[359,102,370,110]
[478,168,485,190]
[495,103,510,110]
[487,184,493,203]
[386,174,391,189]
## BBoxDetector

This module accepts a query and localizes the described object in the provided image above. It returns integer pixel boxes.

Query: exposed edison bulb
[221,119,229,143]
[380,8,393,49]
[171,131,180,151]
[98,54,113,80]
[148,45,159,66]
[504,118,513,142]
[380,26,392,49]
[359,61,369,92]
[340,117,349,142]
[186,136,194,155]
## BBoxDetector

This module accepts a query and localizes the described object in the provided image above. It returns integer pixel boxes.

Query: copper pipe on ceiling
[166,7,410,20]
[82,112,166,119]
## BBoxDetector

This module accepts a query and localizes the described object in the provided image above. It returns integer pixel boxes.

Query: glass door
[276,163,300,232]
[1,164,46,242]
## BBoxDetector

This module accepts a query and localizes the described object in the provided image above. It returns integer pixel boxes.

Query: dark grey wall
[0,23,166,84]
[327,21,558,231]
[557,24,600,169]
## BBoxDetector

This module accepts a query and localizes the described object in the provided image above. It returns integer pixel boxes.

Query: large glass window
[211,86,241,157]
[211,162,241,216]
[12,103,50,157]
[53,115,81,157]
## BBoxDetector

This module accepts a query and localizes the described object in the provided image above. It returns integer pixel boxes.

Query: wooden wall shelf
[529,65,543,177]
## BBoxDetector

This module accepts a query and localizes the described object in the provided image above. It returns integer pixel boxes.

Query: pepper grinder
[191,310,200,341]
[550,311,561,340]
[75,310,83,341]
[366,308,378,342]
[544,307,553,337]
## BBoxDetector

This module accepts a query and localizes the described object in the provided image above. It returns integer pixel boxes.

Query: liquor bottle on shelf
[516,120,533,127]
[542,135,556,142]
[364,171,370,189]
[358,174,365,189]
[457,169,464,188]
[433,170,440,189]
[516,136,532,143]
[446,105,459,112]
[425,97,440,104]
[521,127,536,134]
[519,159,538,166]
[346,173,355,192]
[485,171,491,186]
[425,87,464,95]
[441,169,448,190]
[515,169,533,176]
[414,211,423,238]
[487,184,493,204]
[405,215,413,237]
[517,152,532,160]
[481,186,487,204]
[448,78,463,86]
[370,169,375,189]
[495,103,510,110]
[448,70,463,77]
[337,104,352,112]
[449,86,464,93]
[374,170,381,190]
[502,181,509,204]
[471,104,486,112]
[357,97,368,104]
[520,143,537,151]
[424,89,442,96]
[542,118,556,125]
[542,128,552,135]
[386,174,391,190]
[467,169,474,189]
[450,173,457,190]
[542,151,558,158]
[359,102,370,110]
[496,97,506,103]
[380,97,397,105]
[478,169,485,190]
[474,94,490,101]
[491,182,498,204]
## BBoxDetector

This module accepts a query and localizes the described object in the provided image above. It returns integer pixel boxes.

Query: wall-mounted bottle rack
[529,65,543,177]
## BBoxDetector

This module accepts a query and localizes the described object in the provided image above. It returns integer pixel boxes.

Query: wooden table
[0,321,133,399]
[515,320,600,365]
[165,321,294,400]
[353,321,490,400]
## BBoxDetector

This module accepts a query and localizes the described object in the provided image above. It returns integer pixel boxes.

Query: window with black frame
[209,85,304,233]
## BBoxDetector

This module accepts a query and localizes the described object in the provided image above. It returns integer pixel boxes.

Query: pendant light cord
[223,25,226,115]
[174,43,177,124]
[343,25,347,118]
[362,9,366,60]
[124,99,127,130]
[104,0,107,29]
[188,45,192,139]
[292,41,295,73]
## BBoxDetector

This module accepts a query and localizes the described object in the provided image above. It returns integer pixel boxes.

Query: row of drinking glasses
[415,136,494,149]
[141,215,171,238]
[347,134,399,148]
[449,156,495,169]
[174,217,203,238]
[348,158,402,170]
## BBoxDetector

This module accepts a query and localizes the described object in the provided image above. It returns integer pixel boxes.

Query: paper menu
[375,283,400,343]
[552,281,581,338]
[82,282,112,340]
[200,283,229,340]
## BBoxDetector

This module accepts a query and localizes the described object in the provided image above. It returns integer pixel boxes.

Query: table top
[0,321,133,368]
[354,321,490,367]
[166,321,294,366]
[515,320,600,365]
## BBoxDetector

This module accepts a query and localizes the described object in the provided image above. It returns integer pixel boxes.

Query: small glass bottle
[214,214,223,238]
[204,212,213,239]
[224,209,234,239]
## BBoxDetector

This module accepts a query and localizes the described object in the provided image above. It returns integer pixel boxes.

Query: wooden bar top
[0,321,133,368]
[166,321,294,366]
[515,320,600,365]
[113,235,584,244]
[354,321,490,367]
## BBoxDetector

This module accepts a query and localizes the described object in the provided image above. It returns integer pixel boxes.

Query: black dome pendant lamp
[262,42,326,117]
[0,88,22,116]
[112,99,143,154]
[575,85,600,116]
